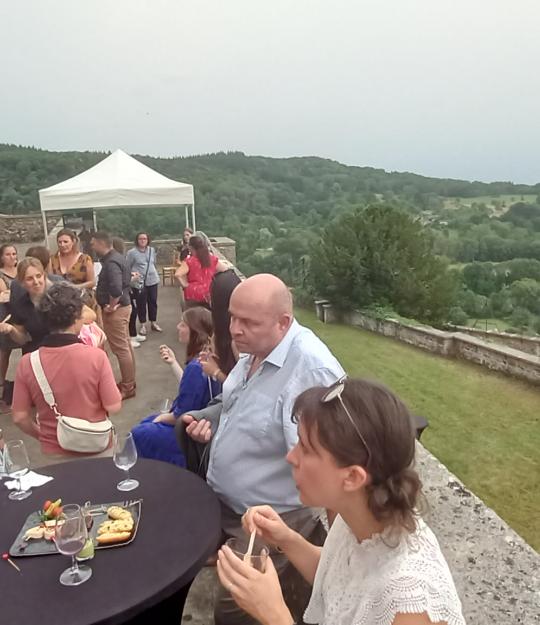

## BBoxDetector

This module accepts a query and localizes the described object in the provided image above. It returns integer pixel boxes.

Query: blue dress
[131,359,221,467]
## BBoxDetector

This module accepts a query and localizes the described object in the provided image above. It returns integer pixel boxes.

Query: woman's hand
[199,350,221,378]
[217,546,293,625]
[242,506,295,550]
[159,344,176,365]
[0,290,10,303]
[0,322,14,335]
[153,412,176,425]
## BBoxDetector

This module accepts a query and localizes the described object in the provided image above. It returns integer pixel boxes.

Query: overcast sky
[1,1,539,183]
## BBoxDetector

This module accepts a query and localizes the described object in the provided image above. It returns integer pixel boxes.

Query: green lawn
[443,194,537,209]
[466,318,514,332]
[296,309,540,550]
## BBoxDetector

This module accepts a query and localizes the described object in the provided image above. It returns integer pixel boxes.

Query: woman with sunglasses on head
[217,378,465,625]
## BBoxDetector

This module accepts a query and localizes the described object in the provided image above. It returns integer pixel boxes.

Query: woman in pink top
[12,283,122,455]
[175,235,227,307]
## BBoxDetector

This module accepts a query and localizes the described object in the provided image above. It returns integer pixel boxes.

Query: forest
[1,143,540,333]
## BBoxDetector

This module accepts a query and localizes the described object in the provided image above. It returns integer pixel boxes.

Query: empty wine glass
[113,432,139,491]
[5,439,32,500]
[159,398,171,414]
[55,504,92,586]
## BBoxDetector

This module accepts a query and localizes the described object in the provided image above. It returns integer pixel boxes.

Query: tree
[309,204,457,324]
[489,288,513,317]
[462,262,501,296]
[510,307,531,331]
[510,278,540,314]
[448,307,468,326]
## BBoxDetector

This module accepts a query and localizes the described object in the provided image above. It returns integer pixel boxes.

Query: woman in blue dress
[131,306,221,466]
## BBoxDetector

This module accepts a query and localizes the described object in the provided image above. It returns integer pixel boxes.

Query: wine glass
[5,440,32,500]
[159,398,171,414]
[113,432,139,491]
[55,504,92,586]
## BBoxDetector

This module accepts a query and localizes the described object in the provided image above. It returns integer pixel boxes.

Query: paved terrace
[1,285,539,624]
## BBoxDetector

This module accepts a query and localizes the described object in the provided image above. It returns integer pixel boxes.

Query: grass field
[443,194,537,211]
[466,318,514,332]
[296,309,540,550]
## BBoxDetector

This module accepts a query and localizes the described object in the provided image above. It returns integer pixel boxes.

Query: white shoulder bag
[30,350,113,453]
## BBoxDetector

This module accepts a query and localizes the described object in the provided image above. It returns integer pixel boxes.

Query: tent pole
[41,211,49,245]
[185,205,189,229]
[92,209,98,232]
[191,202,196,232]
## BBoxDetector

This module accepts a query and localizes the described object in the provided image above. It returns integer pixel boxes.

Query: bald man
[179,274,344,625]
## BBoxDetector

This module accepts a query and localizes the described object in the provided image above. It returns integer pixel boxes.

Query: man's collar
[263,319,301,368]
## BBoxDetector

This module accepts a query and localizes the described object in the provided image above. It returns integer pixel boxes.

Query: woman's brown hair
[189,235,211,268]
[17,257,45,282]
[293,378,421,534]
[182,306,214,362]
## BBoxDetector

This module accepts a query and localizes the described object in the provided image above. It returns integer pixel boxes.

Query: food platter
[9,500,142,558]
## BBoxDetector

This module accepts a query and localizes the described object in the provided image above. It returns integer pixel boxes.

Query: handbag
[30,350,113,453]
[130,247,153,292]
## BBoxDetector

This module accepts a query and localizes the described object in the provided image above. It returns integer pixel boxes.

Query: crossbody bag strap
[142,248,152,286]
[29,350,62,418]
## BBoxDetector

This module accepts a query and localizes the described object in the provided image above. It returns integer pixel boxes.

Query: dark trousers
[129,291,138,337]
[135,284,158,323]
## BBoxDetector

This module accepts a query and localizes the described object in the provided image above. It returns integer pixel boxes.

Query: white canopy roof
[39,149,194,213]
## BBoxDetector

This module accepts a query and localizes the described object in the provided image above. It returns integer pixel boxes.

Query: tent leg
[92,209,98,232]
[185,205,189,229]
[191,203,196,232]
[41,211,49,245]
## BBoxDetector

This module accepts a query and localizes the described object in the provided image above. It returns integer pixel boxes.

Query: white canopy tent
[38,149,196,239]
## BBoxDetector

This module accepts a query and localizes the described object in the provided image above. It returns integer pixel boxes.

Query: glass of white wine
[113,432,139,491]
[5,439,32,500]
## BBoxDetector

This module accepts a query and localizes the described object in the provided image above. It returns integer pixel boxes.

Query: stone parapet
[320,304,540,385]
[448,324,540,357]
[416,443,539,625]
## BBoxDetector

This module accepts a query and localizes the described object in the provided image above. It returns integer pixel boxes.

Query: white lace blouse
[304,515,466,625]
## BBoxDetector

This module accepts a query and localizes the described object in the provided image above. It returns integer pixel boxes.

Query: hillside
[2,143,540,332]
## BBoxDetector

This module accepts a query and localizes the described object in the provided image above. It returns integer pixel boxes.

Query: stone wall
[448,324,540,357]
[125,236,240,273]
[0,213,58,243]
[316,302,540,385]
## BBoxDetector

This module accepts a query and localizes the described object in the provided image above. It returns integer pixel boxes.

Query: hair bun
[367,468,422,533]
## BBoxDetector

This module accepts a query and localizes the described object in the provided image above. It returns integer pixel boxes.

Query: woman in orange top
[50,228,95,290]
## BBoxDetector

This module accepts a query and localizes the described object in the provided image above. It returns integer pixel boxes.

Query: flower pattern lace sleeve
[304,515,466,625]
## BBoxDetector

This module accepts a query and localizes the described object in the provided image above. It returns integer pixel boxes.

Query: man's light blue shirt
[206,319,344,514]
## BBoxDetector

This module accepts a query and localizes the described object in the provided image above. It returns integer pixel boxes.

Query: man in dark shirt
[92,231,136,399]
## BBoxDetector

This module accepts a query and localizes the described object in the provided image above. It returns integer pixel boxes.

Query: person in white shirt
[216,378,466,625]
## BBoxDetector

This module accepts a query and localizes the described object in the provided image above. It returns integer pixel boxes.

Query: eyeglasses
[321,376,372,466]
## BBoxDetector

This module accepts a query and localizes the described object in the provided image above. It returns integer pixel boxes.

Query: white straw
[243,529,256,563]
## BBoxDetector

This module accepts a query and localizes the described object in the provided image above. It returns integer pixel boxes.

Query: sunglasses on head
[321,376,372,466]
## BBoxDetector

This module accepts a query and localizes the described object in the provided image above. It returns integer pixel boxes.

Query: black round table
[0,457,221,625]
